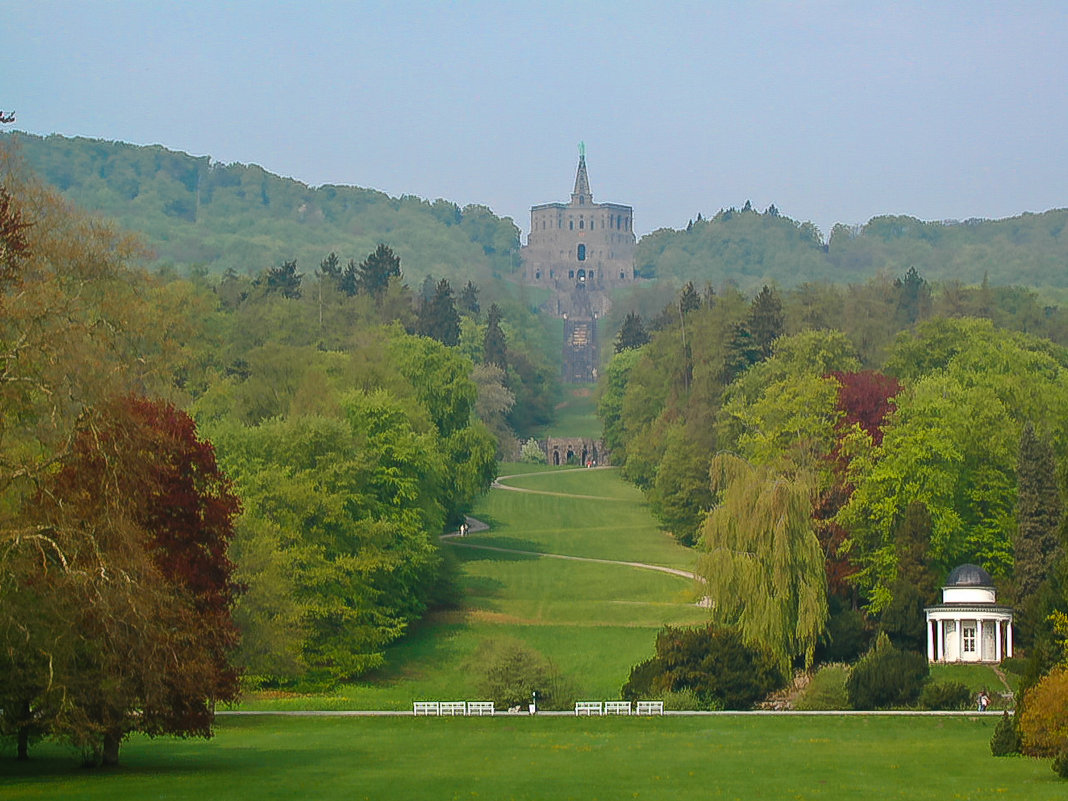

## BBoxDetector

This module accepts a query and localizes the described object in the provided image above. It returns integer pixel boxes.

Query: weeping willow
[697,453,828,671]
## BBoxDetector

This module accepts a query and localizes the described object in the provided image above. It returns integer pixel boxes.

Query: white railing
[413,701,440,716]
[466,701,495,716]
[604,700,632,715]
[439,701,466,716]
[575,701,604,716]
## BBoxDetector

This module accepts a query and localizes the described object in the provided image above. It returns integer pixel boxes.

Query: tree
[747,284,784,361]
[483,303,508,370]
[357,243,401,300]
[1015,423,1063,628]
[10,396,241,766]
[697,454,828,670]
[261,259,302,299]
[615,311,650,352]
[416,277,461,346]
[894,266,931,326]
[458,280,480,315]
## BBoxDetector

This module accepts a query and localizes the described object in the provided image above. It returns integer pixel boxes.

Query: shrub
[845,632,928,710]
[1019,666,1068,757]
[470,638,575,710]
[662,688,705,711]
[1053,749,1068,779]
[794,663,851,710]
[919,680,971,710]
[621,624,785,711]
[815,607,872,664]
[520,438,546,463]
[621,657,660,702]
[991,710,1021,756]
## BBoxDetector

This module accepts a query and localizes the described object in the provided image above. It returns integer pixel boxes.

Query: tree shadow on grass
[445,537,545,560]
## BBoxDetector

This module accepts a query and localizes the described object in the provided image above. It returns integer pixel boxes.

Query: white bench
[635,700,664,715]
[575,701,603,716]
[439,701,466,716]
[466,701,494,716]
[604,700,632,716]
[413,701,440,716]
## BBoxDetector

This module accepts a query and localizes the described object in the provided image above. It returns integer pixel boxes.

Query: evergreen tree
[483,303,508,370]
[459,280,480,316]
[894,266,931,325]
[319,252,341,279]
[340,258,359,296]
[748,284,784,360]
[1015,423,1063,633]
[417,277,460,346]
[261,259,302,299]
[357,243,401,300]
[615,311,650,352]
[679,281,701,315]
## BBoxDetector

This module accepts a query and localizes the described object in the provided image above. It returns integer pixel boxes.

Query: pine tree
[747,284,784,360]
[615,311,650,352]
[356,243,401,300]
[262,259,302,299]
[459,281,480,316]
[1015,423,1063,632]
[483,303,508,370]
[417,277,460,346]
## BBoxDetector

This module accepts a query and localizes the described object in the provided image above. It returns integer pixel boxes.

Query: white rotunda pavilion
[924,564,1013,664]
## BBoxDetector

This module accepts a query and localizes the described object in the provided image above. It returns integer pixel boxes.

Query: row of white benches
[412,700,665,716]
[576,700,664,716]
[414,701,494,716]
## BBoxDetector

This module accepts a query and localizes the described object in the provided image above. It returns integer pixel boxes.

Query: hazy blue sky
[5,1,1067,239]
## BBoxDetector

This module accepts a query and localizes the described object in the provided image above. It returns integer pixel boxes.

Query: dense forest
[637,203,1068,289]
[600,277,1068,736]
[0,131,521,284]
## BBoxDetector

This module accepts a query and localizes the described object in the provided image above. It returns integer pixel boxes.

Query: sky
[4,1,1068,240]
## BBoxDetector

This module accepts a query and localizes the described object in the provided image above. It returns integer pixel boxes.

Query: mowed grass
[3,715,1056,801]
[241,462,705,711]
[547,383,602,438]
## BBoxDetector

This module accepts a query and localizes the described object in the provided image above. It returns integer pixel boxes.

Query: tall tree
[615,311,650,352]
[261,259,302,299]
[1015,423,1064,632]
[357,243,402,300]
[748,284,784,361]
[9,396,242,766]
[483,303,508,370]
[697,453,828,670]
[416,277,460,346]
[459,280,480,316]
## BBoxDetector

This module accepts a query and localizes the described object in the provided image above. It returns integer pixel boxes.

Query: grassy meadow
[3,715,1057,801]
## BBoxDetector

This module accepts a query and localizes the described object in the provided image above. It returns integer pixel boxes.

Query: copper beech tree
[10,396,241,766]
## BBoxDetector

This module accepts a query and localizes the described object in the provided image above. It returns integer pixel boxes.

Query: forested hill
[638,204,1068,289]
[1,131,520,282]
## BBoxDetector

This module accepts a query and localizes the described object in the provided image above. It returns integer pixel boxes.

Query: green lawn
[547,383,602,439]
[237,462,705,711]
[3,715,1057,801]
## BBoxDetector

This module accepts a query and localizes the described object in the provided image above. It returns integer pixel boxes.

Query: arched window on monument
[569,219,574,230]
[577,244,586,261]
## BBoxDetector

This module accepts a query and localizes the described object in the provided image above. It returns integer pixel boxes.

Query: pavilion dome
[945,563,994,588]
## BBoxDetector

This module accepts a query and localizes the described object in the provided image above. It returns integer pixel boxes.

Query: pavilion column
[1007,621,1013,658]
[955,618,962,661]
[927,619,935,662]
[936,618,945,661]
[995,619,1003,662]
[977,619,984,660]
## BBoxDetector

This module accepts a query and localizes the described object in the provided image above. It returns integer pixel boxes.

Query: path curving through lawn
[442,525,703,584]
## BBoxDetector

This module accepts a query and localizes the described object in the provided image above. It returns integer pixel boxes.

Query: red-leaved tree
[34,395,241,765]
